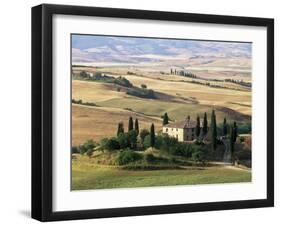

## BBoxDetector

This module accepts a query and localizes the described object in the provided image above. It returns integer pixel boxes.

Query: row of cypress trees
[209,110,238,152]
[118,111,238,153]
[117,117,156,148]
[117,117,139,136]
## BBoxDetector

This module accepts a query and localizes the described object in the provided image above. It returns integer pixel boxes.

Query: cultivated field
[72,104,162,146]
[72,66,251,145]
[72,67,252,113]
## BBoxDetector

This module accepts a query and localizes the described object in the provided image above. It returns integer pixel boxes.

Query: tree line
[170,69,197,78]
[116,117,156,149]
[73,110,240,164]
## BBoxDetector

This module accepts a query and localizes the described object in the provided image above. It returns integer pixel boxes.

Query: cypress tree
[117,123,120,136]
[134,118,139,136]
[163,112,169,125]
[128,116,133,132]
[202,112,208,136]
[117,122,124,136]
[223,118,228,136]
[229,125,235,164]
[210,110,217,151]
[150,123,155,147]
[233,121,238,142]
[195,115,201,138]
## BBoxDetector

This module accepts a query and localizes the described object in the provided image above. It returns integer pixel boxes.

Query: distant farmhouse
[163,116,199,142]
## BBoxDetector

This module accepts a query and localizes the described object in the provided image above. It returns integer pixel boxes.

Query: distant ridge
[72,35,252,64]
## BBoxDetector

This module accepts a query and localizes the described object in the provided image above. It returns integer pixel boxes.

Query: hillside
[72,66,251,145]
[72,104,162,146]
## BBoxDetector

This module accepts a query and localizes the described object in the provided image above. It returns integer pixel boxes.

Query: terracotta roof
[164,117,197,129]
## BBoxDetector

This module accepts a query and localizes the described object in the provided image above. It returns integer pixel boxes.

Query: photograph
[71,34,252,191]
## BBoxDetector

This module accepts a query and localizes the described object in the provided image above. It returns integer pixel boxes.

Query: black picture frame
[32,4,274,222]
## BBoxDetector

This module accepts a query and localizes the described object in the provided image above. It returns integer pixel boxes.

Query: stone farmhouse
[162,116,199,142]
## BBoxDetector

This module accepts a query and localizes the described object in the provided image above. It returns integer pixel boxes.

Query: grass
[72,154,251,190]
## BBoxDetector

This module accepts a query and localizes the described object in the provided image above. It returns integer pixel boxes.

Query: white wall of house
[163,127,196,141]
[163,127,184,141]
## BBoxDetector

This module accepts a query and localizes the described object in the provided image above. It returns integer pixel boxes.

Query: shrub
[72,99,96,106]
[87,73,133,88]
[168,143,192,157]
[217,122,251,136]
[128,130,138,149]
[126,87,155,99]
[78,139,96,155]
[238,123,251,134]
[117,133,130,149]
[143,135,151,149]
[142,133,162,149]
[83,101,96,106]
[71,146,79,154]
[141,84,147,89]
[235,149,251,160]
[144,153,157,163]
[100,137,120,151]
[140,129,149,144]
[72,99,83,104]
[117,149,143,165]
[79,71,89,78]
[160,134,178,152]
[114,76,133,88]
[86,148,94,158]
[155,135,164,149]
[192,148,206,163]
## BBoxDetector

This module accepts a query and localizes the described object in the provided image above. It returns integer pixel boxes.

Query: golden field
[72,104,162,146]
[72,66,251,146]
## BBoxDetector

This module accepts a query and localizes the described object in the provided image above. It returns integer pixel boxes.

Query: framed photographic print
[32,4,274,221]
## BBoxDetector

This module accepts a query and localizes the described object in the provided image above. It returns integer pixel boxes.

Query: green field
[72,155,251,190]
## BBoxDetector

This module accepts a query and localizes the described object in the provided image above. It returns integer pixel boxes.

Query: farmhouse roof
[164,116,197,129]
